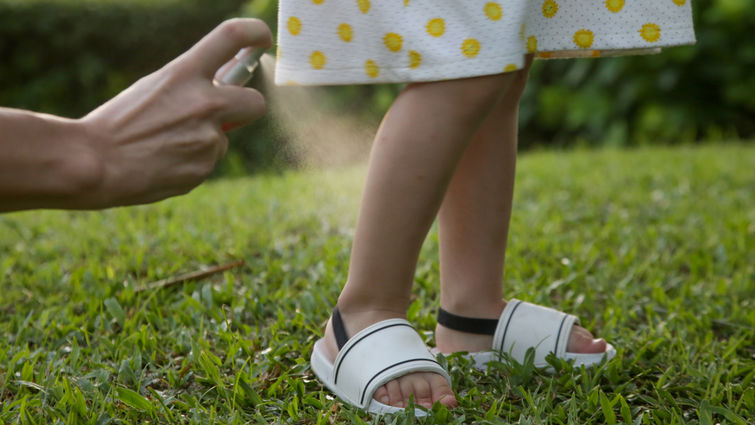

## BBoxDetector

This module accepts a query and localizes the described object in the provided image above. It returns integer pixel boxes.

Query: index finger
[186,18,273,78]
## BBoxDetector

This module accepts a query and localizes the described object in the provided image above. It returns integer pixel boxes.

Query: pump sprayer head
[213,47,266,86]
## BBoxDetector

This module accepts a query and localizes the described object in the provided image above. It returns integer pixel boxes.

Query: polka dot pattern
[573,29,594,48]
[542,0,559,19]
[309,51,326,69]
[365,59,380,77]
[426,18,445,37]
[409,50,422,68]
[461,39,482,58]
[484,3,503,21]
[287,16,301,36]
[338,23,353,42]
[276,0,695,85]
[383,33,404,52]
[605,0,624,13]
[639,23,662,42]
[526,36,538,53]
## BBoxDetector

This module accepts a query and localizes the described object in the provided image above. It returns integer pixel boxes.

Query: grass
[1,144,753,424]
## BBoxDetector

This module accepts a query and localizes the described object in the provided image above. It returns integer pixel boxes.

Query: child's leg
[434,57,606,354]
[322,73,519,409]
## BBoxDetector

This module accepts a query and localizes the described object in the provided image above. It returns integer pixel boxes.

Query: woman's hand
[79,18,272,208]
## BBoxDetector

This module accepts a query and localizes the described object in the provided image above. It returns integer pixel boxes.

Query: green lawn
[1,144,753,424]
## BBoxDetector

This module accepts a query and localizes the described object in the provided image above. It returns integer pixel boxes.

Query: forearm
[0,107,102,212]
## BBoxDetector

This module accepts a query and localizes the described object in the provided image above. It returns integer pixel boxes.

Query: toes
[400,373,433,409]
[568,325,608,354]
[374,373,457,409]
[385,379,404,408]
[373,386,390,406]
[427,372,458,408]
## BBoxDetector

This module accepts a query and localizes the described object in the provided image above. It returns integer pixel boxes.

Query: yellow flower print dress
[275,0,695,85]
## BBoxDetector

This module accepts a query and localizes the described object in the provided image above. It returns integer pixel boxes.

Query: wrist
[59,117,107,208]
[0,109,105,211]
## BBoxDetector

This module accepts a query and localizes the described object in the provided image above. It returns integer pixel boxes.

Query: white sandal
[436,299,616,371]
[311,308,452,415]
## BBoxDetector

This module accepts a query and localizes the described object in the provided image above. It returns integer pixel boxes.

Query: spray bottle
[213,47,266,86]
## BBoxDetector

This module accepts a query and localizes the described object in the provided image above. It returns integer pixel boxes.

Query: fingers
[186,18,273,78]
[215,131,230,160]
[215,86,266,129]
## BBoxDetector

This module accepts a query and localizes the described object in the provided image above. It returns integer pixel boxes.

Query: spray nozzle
[214,47,266,86]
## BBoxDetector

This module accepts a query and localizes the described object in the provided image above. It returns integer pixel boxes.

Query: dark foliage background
[1,0,752,174]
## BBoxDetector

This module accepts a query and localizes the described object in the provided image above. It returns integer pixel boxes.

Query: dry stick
[136,259,245,293]
[652,306,754,331]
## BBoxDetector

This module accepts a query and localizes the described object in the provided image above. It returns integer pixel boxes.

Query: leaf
[484,399,499,420]
[104,297,126,326]
[599,391,617,425]
[700,399,747,425]
[14,380,45,393]
[618,394,632,425]
[116,387,154,414]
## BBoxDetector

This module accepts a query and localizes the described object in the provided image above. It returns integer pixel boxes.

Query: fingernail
[380,395,389,404]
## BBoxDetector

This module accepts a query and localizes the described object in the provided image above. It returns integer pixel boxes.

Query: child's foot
[322,308,458,410]
[434,300,607,356]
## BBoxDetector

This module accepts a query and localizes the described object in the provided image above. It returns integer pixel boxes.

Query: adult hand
[77,18,272,208]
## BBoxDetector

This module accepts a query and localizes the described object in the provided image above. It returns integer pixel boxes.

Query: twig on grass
[135,259,245,293]
[652,306,755,331]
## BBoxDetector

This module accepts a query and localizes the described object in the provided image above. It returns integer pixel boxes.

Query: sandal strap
[331,306,349,349]
[436,308,499,335]
[492,299,579,366]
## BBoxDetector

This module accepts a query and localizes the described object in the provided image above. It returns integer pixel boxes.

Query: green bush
[0,0,245,117]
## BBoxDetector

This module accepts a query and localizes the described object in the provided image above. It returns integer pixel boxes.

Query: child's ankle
[434,324,494,353]
[336,291,411,318]
[439,298,506,319]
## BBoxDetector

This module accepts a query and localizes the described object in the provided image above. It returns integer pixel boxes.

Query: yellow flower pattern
[356,0,370,14]
[383,33,403,52]
[287,16,302,36]
[639,23,661,42]
[426,18,445,37]
[526,35,538,53]
[605,0,624,13]
[573,29,594,48]
[542,0,559,19]
[310,51,326,69]
[275,0,695,83]
[461,39,481,58]
[365,59,379,78]
[338,23,353,42]
[484,3,503,21]
[409,50,422,68]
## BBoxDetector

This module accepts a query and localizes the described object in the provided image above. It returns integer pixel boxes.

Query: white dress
[275,0,696,85]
